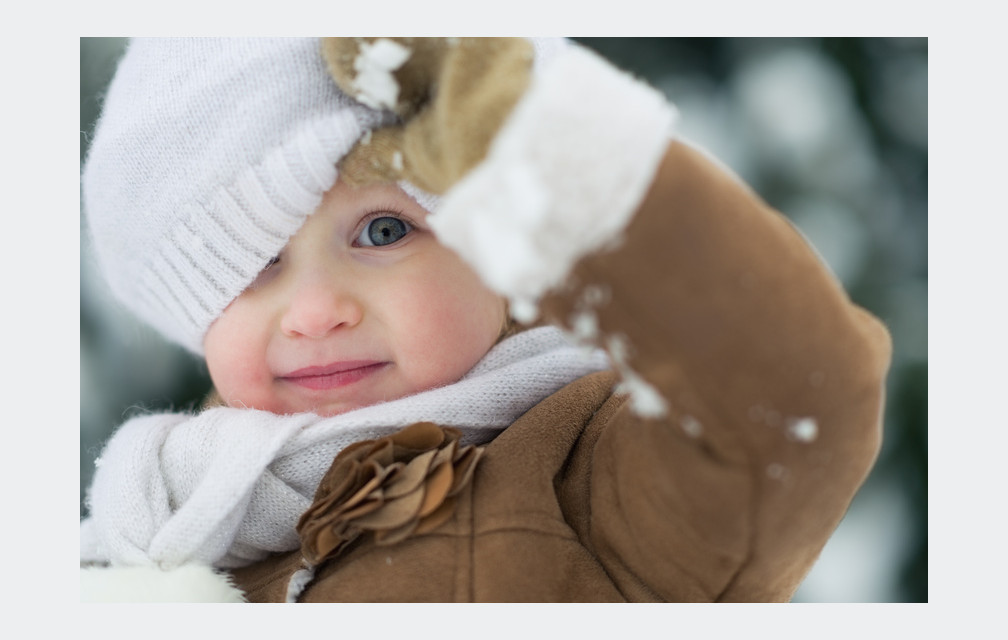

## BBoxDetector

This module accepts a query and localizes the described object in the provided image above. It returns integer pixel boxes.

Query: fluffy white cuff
[428,44,677,321]
[80,564,246,603]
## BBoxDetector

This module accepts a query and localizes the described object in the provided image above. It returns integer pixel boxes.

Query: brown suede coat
[228,140,892,602]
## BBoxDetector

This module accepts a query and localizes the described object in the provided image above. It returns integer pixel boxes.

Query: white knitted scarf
[80,327,609,570]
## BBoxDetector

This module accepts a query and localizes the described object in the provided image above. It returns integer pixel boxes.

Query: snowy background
[80,37,927,603]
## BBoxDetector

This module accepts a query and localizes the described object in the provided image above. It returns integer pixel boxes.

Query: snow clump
[679,415,703,438]
[352,39,412,110]
[606,334,669,418]
[787,417,819,443]
[615,370,668,419]
[569,308,600,343]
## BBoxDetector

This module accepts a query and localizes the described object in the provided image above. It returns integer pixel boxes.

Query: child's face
[203,180,506,416]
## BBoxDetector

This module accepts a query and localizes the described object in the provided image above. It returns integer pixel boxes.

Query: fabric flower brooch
[296,422,484,567]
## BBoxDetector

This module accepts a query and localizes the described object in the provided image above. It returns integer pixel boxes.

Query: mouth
[279,360,390,391]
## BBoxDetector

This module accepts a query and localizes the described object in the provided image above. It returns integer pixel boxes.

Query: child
[80,37,891,602]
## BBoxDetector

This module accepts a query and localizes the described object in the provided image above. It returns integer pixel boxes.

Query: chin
[312,405,356,417]
[310,397,387,417]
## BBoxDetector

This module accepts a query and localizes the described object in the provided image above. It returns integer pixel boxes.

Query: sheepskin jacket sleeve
[227,139,892,602]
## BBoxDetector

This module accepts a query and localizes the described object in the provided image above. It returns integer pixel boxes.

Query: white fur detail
[80,564,246,603]
[285,565,316,603]
[428,44,677,319]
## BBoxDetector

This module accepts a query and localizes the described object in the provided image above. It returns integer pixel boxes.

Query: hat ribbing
[82,38,396,354]
[83,37,569,355]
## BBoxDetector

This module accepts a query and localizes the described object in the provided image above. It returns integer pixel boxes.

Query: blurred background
[80,37,927,602]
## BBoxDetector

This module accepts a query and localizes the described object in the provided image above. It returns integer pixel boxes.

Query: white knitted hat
[82,37,567,355]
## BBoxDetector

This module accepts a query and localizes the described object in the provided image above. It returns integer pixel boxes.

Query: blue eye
[358,216,413,247]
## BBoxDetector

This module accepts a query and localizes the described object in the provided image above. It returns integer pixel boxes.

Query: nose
[280,273,364,338]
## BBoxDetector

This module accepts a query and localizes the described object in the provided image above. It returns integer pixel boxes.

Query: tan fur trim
[322,37,534,194]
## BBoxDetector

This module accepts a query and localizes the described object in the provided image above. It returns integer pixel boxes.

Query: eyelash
[251,206,417,287]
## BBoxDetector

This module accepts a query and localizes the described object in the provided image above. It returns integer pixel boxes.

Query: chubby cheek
[392,263,504,388]
[203,304,281,413]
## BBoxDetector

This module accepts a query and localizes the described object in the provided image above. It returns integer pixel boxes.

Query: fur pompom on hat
[82,37,569,355]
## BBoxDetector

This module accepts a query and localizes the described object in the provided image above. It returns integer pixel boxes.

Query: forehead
[326,180,428,215]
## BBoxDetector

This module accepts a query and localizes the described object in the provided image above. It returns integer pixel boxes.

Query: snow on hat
[82,37,567,355]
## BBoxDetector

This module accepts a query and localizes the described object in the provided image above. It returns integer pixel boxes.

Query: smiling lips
[280,360,389,390]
